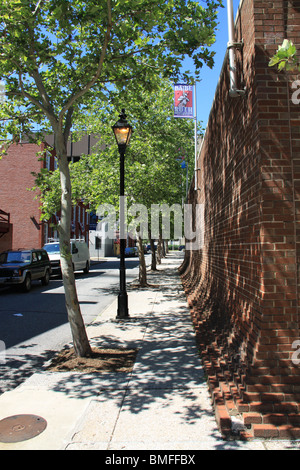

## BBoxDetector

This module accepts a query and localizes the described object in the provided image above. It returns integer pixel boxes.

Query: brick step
[252,424,300,439]
[202,352,300,404]
[220,381,300,435]
[191,310,300,440]
[245,382,298,392]
[246,373,300,383]
[210,385,234,438]
[243,412,300,426]
[214,382,300,440]
[241,390,300,404]
[226,369,300,403]
[246,401,299,413]
[249,365,300,379]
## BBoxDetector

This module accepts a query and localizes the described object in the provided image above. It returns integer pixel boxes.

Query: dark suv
[0,249,51,292]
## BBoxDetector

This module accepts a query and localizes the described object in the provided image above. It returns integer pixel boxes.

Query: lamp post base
[117,291,129,319]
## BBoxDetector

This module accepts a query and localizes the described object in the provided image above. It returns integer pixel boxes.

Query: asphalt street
[0,256,147,394]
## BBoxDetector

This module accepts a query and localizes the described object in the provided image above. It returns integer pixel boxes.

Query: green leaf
[278,61,286,71]
[269,39,299,72]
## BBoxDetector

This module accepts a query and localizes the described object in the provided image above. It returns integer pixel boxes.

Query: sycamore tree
[35,77,197,286]
[69,76,197,286]
[0,0,222,357]
[120,78,196,280]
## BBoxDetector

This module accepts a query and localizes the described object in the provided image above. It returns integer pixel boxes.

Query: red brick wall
[181,0,300,413]
[0,143,44,250]
[0,142,91,251]
[253,0,300,384]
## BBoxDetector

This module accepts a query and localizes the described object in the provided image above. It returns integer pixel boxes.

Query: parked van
[43,239,90,275]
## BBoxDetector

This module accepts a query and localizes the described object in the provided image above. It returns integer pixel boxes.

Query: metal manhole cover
[0,414,47,443]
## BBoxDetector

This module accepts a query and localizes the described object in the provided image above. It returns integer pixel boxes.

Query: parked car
[0,249,51,292]
[124,246,138,257]
[43,239,90,275]
[147,244,156,252]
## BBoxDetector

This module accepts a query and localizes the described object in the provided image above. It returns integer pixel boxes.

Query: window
[41,251,48,261]
[46,150,51,170]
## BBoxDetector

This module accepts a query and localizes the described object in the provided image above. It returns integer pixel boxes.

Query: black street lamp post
[112,109,133,319]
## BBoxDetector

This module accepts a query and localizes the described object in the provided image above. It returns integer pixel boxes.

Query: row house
[0,135,95,252]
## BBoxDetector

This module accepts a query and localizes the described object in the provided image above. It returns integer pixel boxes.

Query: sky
[183,0,241,129]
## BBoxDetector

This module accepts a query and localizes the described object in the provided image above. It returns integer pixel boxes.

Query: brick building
[180,0,300,438]
[0,138,91,252]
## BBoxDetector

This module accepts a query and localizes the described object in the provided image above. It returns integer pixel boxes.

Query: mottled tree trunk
[150,238,157,271]
[157,233,163,264]
[148,228,157,271]
[56,134,92,358]
[137,231,147,287]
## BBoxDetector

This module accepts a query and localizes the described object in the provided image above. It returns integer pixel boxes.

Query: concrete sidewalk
[0,253,299,451]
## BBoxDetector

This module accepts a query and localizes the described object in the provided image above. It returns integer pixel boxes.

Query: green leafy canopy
[0,0,223,146]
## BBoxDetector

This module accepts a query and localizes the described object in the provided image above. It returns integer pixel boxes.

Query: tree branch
[16,69,45,112]
[33,0,42,16]
[63,106,74,147]
[110,46,153,62]
[58,0,113,128]
[10,20,59,131]
[31,69,56,117]
[16,68,58,130]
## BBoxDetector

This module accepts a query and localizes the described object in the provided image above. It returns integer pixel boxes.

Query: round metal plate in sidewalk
[0,414,47,443]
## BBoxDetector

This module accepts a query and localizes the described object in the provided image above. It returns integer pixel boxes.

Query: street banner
[174,84,194,119]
